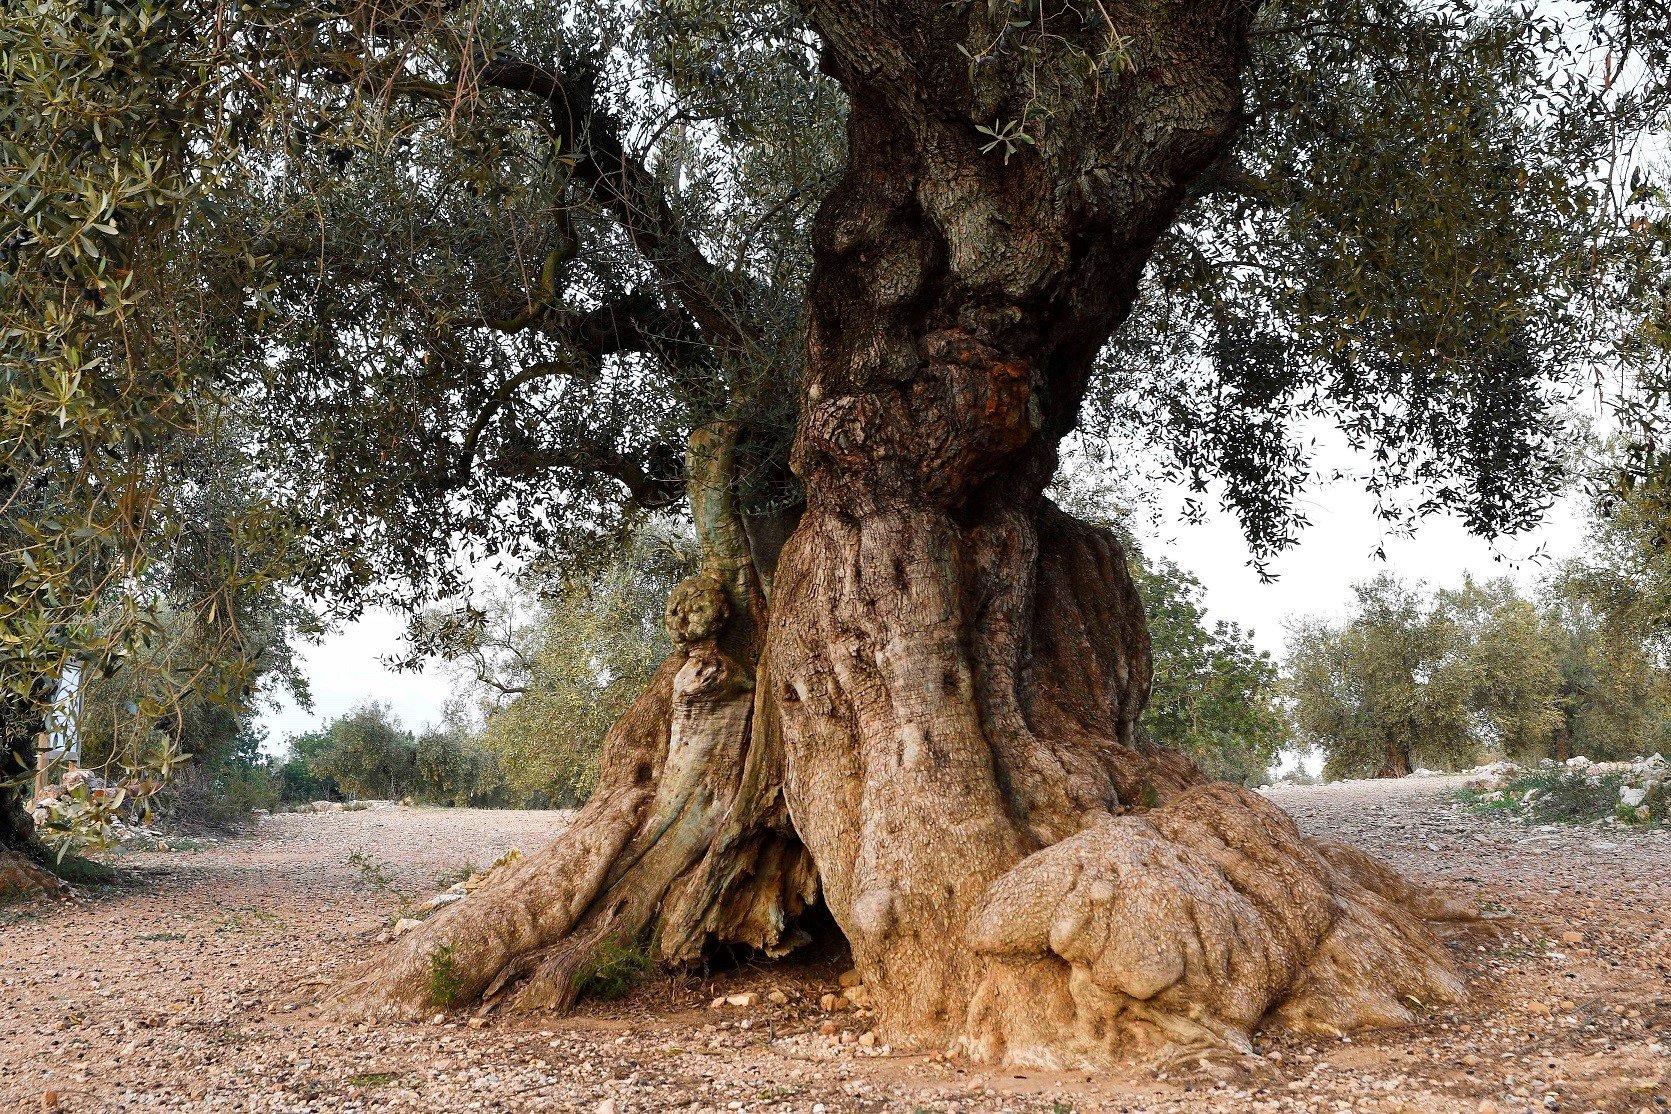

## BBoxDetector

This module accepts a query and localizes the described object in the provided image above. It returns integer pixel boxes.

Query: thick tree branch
[476,54,760,358]
[486,437,685,509]
[454,359,587,484]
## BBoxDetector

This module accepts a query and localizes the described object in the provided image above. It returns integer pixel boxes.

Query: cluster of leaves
[0,0,348,849]
[1087,0,1628,565]
[197,0,840,610]
[1133,557,1288,786]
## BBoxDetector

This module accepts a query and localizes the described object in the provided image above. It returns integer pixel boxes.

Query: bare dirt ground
[2,777,1667,1114]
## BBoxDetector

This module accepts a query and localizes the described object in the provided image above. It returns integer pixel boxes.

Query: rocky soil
[2,778,1667,1113]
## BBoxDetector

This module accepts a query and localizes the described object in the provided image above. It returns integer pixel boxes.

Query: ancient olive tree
[4,0,1654,1068]
[297,0,1610,1063]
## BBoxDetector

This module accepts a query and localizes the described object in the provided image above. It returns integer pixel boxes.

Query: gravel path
[2,779,1666,1113]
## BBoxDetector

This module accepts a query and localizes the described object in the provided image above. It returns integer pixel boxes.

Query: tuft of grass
[426,943,464,1009]
[430,863,477,890]
[349,1071,399,1087]
[346,850,396,892]
[572,936,653,1002]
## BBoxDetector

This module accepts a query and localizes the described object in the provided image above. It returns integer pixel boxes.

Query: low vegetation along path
[2,779,1667,1113]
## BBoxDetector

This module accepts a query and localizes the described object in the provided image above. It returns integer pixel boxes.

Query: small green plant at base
[346,850,397,892]
[349,1072,399,1087]
[427,943,464,1009]
[572,936,653,1001]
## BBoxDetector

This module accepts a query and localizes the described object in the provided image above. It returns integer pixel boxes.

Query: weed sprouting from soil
[573,936,653,1001]
[426,942,463,1009]
[346,850,397,891]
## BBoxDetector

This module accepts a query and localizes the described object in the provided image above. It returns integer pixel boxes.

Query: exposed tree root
[0,849,65,901]
[324,578,814,1021]
[327,503,1477,1076]
[962,782,1474,1068]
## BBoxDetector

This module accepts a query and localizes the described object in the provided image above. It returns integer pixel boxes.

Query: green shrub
[426,943,464,1009]
[573,936,653,1001]
[1458,766,1667,827]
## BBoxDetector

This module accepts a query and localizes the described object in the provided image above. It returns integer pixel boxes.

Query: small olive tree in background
[300,704,417,801]
[1288,508,1671,777]
[1133,557,1288,786]
[1287,574,1480,779]
[422,526,692,808]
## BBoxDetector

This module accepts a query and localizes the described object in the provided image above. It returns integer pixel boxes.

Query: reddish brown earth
[2,777,1666,1113]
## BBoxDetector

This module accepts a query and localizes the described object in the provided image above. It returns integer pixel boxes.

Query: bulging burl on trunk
[962,783,1469,1066]
[327,0,1483,1067]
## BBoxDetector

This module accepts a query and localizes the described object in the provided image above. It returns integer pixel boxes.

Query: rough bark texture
[331,0,1476,1066]
[761,0,1473,1066]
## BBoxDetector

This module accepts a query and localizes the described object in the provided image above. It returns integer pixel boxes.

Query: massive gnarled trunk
[330,0,1475,1065]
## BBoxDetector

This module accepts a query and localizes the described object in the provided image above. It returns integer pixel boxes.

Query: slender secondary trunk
[331,0,1477,1065]
[329,422,815,1016]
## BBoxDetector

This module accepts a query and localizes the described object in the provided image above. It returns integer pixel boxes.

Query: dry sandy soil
[2,777,1667,1113]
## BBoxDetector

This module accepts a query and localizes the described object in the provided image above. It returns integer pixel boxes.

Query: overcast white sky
[253,453,1588,751]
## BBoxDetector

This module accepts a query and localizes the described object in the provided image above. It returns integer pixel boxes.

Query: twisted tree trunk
[329,0,1476,1066]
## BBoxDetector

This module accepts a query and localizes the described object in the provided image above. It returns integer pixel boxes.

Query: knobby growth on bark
[329,0,1480,1066]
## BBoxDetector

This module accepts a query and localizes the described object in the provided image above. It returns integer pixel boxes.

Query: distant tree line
[1288,494,1671,779]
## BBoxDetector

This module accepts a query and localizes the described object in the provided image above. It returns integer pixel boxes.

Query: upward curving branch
[478,54,763,360]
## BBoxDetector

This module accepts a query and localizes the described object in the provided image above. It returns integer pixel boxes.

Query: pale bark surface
[330,0,1478,1067]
